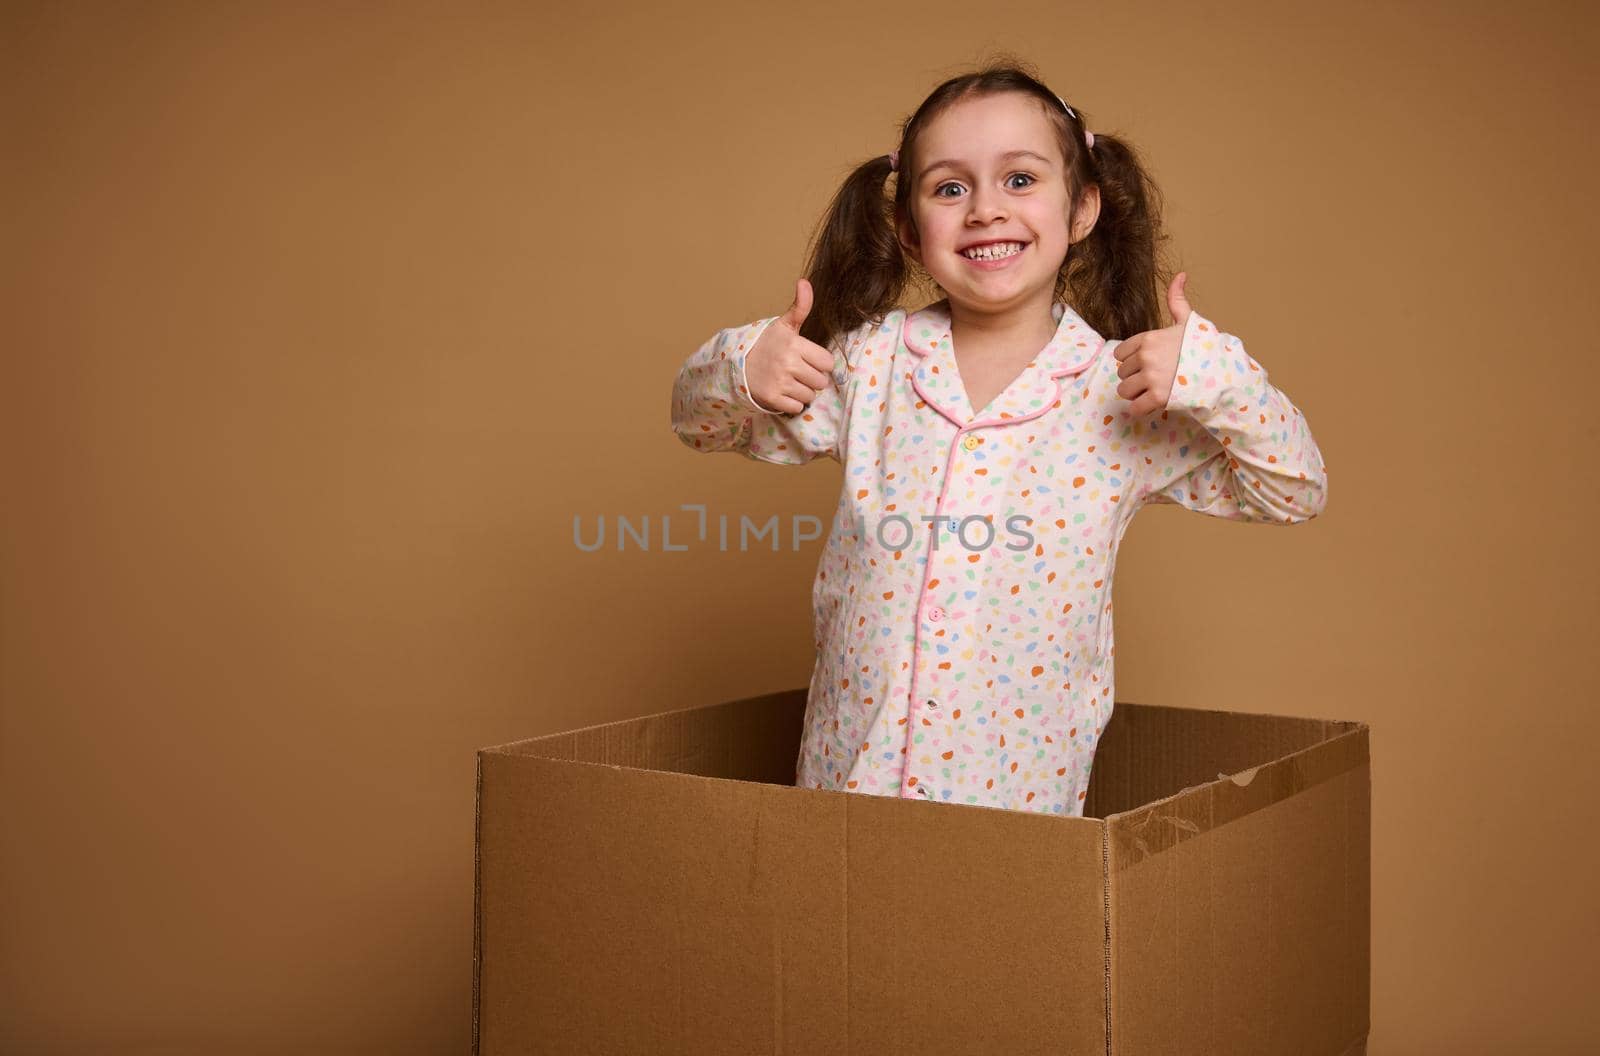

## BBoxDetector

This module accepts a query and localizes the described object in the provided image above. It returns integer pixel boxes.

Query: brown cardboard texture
[473,690,1370,1055]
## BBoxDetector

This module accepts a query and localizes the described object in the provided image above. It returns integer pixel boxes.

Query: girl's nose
[967,191,1007,223]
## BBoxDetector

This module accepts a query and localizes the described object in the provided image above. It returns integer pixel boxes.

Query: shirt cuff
[1163,308,1221,413]
[733,317,785,415]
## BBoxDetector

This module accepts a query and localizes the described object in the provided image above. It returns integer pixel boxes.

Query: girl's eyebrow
[922,149,1055,175]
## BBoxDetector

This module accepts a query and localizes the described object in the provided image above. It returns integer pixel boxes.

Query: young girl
[670,63,1327,818]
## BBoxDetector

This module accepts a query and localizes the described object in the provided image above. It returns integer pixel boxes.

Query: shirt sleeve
[670,315,858,465]
[1129,309,1328,523]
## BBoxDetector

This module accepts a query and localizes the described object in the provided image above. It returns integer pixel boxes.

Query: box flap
[481,689,806,786]
[1086,701,1362,819]
[1105,725,1370,1054]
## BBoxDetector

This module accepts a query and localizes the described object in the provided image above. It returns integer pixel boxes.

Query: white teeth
[962,241,1024,260]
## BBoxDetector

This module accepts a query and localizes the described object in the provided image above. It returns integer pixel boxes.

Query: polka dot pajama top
[670,297,1328,817]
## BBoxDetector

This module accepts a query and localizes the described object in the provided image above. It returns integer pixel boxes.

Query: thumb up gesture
[745,279,837,414]
[1114,272,1195,418]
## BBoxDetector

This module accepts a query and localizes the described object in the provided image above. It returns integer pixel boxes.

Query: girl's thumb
[1167,272,1194,326]
[781,278,813,329]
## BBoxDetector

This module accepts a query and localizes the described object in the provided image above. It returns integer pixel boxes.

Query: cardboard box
[473,690,1370,1055]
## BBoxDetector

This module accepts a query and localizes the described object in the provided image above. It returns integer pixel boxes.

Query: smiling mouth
[959,241,1029,264]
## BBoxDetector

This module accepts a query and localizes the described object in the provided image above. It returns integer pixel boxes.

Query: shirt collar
[901,297,1107,427]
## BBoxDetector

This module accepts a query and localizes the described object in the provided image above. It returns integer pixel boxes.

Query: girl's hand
[746,278,836,414]
[1114,272,1195,417]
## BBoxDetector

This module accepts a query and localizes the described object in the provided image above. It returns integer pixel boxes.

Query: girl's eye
[933,173,1036,198]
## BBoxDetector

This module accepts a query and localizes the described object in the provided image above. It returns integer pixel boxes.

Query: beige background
[4,1,1597,1052]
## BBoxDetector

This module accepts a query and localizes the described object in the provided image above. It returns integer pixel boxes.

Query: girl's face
[896,92,1097,313]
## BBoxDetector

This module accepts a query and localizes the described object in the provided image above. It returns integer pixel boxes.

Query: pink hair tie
[1059,97,1095,148]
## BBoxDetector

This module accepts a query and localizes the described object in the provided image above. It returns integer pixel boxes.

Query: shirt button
[926,605,945,621]
[962,434,981,450]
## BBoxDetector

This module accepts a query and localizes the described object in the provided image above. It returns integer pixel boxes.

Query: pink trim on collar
[901,298,1105,378]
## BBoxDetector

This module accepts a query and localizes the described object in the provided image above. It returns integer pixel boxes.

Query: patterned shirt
[671,297,1328,816]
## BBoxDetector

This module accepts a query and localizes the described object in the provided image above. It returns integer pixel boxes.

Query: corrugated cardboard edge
[478,690,797,758]
[1105,723,1369,867]
[471,751,483,1056]
[1101,820,1113,1056]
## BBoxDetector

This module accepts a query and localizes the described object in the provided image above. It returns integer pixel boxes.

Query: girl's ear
[1070,184,1101,244]
[895,211,923,267]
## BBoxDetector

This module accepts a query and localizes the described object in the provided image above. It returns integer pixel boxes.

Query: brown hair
[796,57,1177,352]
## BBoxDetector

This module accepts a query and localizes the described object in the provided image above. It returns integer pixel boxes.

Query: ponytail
[1060,130,1177,339]
[796,154,907,353]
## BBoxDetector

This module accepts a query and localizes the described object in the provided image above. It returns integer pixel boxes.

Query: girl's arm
[670,317,860,465]
[1129,310,1328,523]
